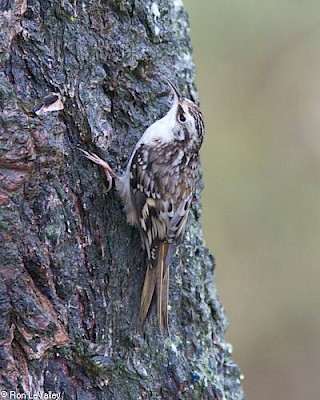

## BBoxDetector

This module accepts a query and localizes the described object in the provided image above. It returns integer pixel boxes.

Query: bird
[80,80,205,332]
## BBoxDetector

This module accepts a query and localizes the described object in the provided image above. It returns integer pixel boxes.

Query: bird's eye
[178,113,186,123]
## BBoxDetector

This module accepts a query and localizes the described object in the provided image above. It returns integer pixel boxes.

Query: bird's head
[166,80,204,150]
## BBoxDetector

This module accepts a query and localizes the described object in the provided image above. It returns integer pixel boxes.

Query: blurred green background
[183,1,320,399]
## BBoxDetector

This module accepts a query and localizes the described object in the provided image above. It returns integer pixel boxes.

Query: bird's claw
[79,148,117,192]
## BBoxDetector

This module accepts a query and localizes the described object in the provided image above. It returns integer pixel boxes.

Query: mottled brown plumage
[81,81,205,332]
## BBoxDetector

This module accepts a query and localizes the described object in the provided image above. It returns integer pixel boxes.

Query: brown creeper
[81,81,205,331]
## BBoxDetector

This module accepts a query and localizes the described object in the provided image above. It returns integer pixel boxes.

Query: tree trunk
[0,1,243,399]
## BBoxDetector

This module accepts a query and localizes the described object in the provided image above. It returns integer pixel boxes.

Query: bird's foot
[79,148,118,192]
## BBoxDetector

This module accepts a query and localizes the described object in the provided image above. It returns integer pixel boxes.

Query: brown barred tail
[140,243,169,332]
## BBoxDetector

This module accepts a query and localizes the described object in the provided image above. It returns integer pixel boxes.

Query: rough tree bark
[0,1,244,399]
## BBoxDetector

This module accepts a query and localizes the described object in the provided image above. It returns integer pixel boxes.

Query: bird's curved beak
[167,80,182,102]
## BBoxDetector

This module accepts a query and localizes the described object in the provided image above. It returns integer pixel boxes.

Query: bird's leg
[79,148,118,192]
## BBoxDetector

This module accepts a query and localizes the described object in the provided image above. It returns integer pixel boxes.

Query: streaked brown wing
[129,143,195,261]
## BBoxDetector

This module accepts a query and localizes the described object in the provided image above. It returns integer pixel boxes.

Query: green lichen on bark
[0,1,243,399]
